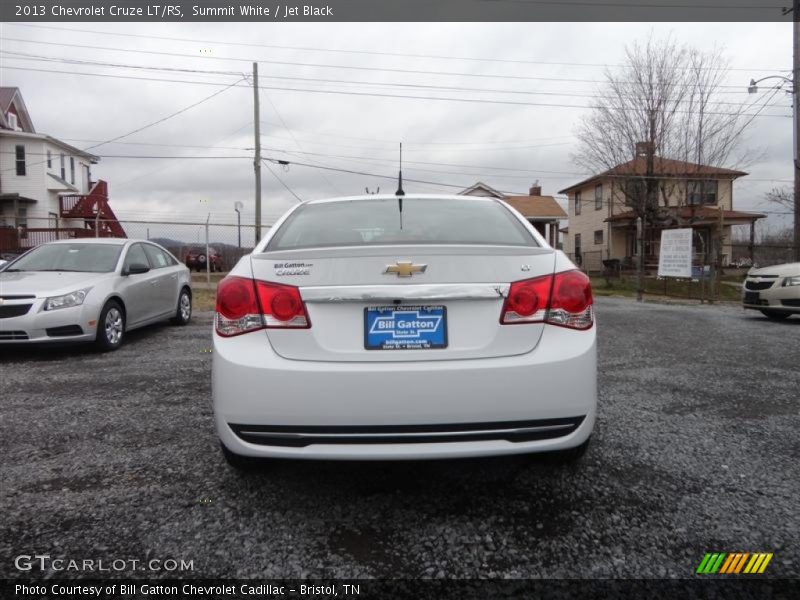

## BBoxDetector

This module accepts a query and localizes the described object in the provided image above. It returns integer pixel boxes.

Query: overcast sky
[0,21,793,232]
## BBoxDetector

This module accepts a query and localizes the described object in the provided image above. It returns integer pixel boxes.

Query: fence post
[95,210,100,238]
[205,215,211,287]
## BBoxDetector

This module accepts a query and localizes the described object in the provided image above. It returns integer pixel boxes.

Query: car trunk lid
[250,244,555,362]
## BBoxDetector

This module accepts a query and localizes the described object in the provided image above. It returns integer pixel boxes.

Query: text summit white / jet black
[212,194,596,467]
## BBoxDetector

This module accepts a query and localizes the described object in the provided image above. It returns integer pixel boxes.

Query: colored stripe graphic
[733,553,749,574]
[696,554,713,574]
[719,554,737,574]
[758,553,773,573]
[698,552,773,575]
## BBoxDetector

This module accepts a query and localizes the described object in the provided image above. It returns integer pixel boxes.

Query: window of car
[6,243,123,273]
[124,243,150,271]
[143,244,175,268]
[267,198,536,251]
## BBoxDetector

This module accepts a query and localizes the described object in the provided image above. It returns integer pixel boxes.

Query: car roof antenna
[396,142,405,229]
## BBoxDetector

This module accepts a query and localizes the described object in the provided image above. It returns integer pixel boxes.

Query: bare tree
[573,34,755,301]
[765,186,795,212]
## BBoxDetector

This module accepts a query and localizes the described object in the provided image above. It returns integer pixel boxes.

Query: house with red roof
[558,148,764,272]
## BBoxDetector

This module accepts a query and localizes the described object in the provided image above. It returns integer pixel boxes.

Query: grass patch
[192,288,217,311]
[191,272,226,284]
[590,275,741,302]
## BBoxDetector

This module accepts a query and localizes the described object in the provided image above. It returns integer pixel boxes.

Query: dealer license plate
[364,305,447,350]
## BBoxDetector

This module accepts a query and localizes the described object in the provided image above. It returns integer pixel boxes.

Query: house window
[688,180,718,205]
[47,150,52,168]
[575,191,582,216]
[60,153,65,180]
[8,113,18,130]
[70,157,75,184]
[15,145,26,176]
[595,184,603,210]
[574,233,582,258]
[594,230,604,245]
[625,179,646,207]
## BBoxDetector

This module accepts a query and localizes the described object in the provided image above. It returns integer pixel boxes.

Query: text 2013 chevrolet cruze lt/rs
[212,194,596,467]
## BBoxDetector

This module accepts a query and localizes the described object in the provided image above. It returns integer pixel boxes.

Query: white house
[0,87,124,253]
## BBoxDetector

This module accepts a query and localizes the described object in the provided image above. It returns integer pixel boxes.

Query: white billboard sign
[657,228,693,278]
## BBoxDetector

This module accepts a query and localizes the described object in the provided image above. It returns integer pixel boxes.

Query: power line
[0,78,247,173]
[250,72,343,195]
[1,51,771,107]
[0,36,768,90]
[2,65,790,118]
[6,149,791,185]
[83,76,247,152]
[6,22,789,73]
[263,161,304,202]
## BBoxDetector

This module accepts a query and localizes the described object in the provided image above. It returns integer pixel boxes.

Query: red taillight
[255,281,310,328]
[548,270,593,330]
[215,277,309,336]
[215,276,263,337]
[500,275,552,324]
[500,270,593,330]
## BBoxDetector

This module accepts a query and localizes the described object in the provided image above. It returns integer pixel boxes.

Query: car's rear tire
[220,442,265,471]
[96,300,125,351]
[548,436,591,464]
[760,309,791,321]
[171,288,192,325]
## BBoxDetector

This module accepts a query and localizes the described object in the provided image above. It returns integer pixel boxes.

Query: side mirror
[124,262,150,276]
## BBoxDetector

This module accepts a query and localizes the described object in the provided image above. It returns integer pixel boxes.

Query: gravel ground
[1,298,798,579]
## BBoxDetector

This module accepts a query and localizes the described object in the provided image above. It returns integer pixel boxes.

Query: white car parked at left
[0,239,192,350]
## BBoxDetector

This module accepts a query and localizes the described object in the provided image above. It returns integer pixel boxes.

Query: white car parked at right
[742,262,800,320]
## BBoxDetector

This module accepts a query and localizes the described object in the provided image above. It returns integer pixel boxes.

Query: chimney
[529,180,542,196]
[635,142,654,157]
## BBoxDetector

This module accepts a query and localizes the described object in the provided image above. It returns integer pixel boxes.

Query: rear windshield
[267,198,536,250]
[6,243,123,273]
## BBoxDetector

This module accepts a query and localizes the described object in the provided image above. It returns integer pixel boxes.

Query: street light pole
[748,67,798,260]
[234,201,243,249]
[794,0,800,260]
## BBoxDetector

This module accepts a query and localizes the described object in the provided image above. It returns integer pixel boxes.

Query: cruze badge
[384,261,427,277]
[274,262,312,276]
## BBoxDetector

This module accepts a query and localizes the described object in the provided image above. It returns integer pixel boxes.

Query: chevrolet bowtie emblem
[384,261,427,277]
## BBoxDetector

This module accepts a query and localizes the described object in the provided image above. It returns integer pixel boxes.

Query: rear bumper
[213,323,597,460]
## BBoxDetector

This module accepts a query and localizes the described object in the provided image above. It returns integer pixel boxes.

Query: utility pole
[794,0,800,261]
[253,62,262,243]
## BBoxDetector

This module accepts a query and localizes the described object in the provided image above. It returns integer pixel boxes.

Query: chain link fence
[0,217,268,273]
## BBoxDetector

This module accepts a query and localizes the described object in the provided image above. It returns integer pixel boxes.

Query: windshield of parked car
[4,243,123,273]
[267,198,537,250]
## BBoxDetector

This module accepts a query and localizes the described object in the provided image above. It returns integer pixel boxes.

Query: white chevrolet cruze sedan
[742,261,800,320]
[213,195,596,468]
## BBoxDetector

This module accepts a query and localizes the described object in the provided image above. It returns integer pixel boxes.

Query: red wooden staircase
[58,180,126,238]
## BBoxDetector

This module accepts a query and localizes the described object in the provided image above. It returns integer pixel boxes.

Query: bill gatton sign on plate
[657,228,693,278]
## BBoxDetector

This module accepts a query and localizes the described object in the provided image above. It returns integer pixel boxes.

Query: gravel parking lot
[1,297,798,579]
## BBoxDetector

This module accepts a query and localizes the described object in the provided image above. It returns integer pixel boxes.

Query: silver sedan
[0,239,192,350]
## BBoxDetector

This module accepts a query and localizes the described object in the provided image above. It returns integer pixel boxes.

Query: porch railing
[0,227,100,253]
